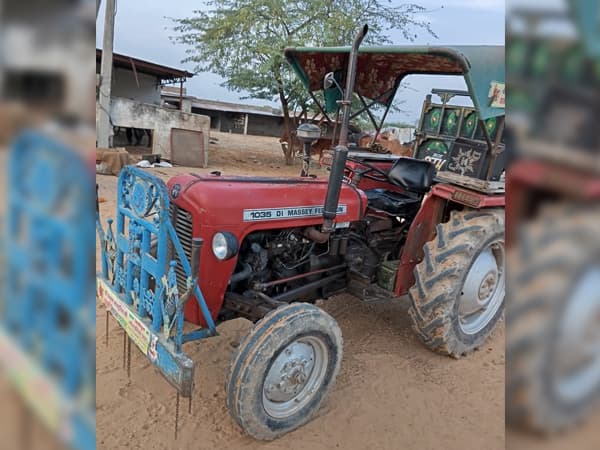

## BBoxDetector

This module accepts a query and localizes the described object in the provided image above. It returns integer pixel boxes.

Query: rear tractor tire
[408,208,505,358]
[225,303,343,440]
[506,206,600,433]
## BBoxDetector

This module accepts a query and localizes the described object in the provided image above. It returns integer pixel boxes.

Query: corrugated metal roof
[190,98,283,116]
[96,49,193,81]
[161,92,284,117]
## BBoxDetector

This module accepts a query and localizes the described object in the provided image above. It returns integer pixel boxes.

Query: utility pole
[97,0,116,148]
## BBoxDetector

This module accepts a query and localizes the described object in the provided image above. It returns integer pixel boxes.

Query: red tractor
[98,26,506,440]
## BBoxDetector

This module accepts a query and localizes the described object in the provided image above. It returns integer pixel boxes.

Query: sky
[97,0,505,125]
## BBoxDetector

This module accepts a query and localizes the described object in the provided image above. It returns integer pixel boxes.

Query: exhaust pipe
[338,24,368,148]
[321,145,348,233]
[321,24,368,234]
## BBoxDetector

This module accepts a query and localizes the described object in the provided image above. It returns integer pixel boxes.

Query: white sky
[97,0,505,124]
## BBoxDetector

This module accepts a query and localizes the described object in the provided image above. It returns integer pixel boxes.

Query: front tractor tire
[408,209,505,358]
[225,303,343,440]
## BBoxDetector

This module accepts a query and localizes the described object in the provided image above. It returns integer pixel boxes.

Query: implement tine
[105,310,110,347]
[127,337,132,378]
[122,329,126,369]
[175,391,180,439]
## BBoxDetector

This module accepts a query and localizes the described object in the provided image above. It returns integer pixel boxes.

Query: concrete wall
[102,97,210,162]
[181,98,192,113]
[192,107,222,130]
[3,23,96,123]
[109,67,161,105]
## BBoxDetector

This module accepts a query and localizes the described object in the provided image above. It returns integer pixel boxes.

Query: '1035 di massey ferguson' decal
[243,204,347,222]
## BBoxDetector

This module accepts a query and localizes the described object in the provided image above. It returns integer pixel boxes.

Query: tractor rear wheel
[225,303,343,440]
[506,206,600,432]
[408,208,505,358]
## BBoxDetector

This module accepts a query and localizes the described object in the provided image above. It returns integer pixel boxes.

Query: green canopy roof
[570,0,600,58]
[285,45,505,120]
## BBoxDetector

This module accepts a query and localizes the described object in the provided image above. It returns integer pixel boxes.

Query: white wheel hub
[458,241,505,335]
[262,336,329,419]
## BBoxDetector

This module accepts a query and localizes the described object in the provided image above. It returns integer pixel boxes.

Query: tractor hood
[167,173,367,232]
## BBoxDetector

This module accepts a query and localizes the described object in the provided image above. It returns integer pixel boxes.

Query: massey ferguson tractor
[97,25,505,440]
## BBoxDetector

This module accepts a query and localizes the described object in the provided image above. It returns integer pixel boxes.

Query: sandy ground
[507,422,600,450]
[96,131,505,450]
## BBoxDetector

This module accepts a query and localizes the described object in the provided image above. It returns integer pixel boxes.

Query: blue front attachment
[97,166,216,397]
[1,131,95,450]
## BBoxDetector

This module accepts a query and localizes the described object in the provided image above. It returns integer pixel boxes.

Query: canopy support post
[358,95,380,134]
[371,101,393,146]
[307,90,333,125]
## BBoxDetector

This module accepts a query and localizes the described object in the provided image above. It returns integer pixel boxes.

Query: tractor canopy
[570,0,600,58]
[284,45,505,121]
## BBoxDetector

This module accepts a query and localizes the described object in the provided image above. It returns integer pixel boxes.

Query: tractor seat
[387,157,436,193]
[364,158,435,215]
[365,189,422,216]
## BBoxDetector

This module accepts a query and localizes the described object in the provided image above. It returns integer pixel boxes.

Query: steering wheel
[346,157,390,181]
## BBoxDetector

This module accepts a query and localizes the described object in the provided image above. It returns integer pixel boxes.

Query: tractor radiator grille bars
[169,204,194,294]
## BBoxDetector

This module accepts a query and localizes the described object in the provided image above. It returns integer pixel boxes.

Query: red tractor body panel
[506,159,600,245]
[167,173,368,325]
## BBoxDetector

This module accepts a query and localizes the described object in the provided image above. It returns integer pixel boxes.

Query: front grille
[169,204,194,293]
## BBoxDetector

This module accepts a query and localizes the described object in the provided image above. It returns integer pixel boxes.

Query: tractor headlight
[212,232,238,260]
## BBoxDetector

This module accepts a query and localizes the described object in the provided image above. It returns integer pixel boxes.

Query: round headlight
[212,232,238,260]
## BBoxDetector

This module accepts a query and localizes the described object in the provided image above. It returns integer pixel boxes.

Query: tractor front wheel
[225,303,343,440]
[408,208,505,358]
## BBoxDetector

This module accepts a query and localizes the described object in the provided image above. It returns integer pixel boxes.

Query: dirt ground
[96,131,505,450]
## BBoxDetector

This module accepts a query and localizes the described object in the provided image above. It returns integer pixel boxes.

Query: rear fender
[394,183,505,296]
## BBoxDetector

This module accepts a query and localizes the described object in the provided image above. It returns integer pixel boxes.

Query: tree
[171,1,436,165]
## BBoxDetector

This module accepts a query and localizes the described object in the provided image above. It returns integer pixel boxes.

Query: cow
[358,131,414,157]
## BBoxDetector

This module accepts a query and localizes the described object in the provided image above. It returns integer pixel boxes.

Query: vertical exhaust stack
[322,24,368,233]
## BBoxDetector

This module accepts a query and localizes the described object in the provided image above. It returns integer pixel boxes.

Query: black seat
[387,157,435,193]
[365,158,435,215]
[365,189,422,216]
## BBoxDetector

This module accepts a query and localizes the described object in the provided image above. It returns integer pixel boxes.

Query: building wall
[192,108,222,130]
[3,22,96,123]
[102,97,210,164]
[109,67,161,105]
[191,107,284,138]
[247,114,285,137]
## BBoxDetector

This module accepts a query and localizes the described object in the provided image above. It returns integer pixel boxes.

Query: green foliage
[171,1,436,162]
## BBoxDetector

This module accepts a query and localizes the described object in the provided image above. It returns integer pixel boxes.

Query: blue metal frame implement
[97,166,218,392]
[96,166,218,434]
[1,132,95,450]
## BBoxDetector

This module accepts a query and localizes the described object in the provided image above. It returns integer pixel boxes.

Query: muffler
[321,24,368,233]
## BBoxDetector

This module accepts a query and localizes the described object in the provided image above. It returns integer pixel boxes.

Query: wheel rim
[458,240,505,335]
[553,266,600,404]
[262,335,329,419]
